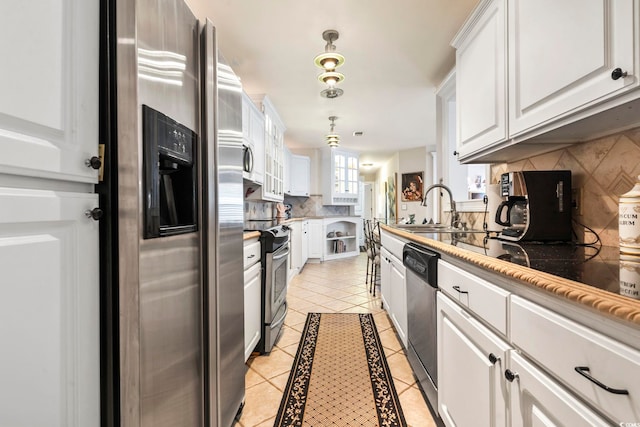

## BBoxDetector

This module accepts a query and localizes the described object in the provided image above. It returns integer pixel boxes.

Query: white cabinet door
[508,0,636,136]
[244,262,262,362]
[250,106,265,185]
[260,96,285,202]
[389,254,407,346]
[437,293,509,427]
[0,0,99,183]
[301,220,309,265]
[289,155,310,197]
[0,188,100,427]
[380,247,392,312]
[308,219,323,259]
[454,0,507,159]
[288,220,301,275]
[508,352,611,427]
[284,145,291,195]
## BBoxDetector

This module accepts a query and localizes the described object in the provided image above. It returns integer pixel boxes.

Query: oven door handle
[271,302,288,329]
[273,247,290,260]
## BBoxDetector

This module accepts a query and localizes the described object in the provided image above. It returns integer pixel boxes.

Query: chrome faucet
[421,184,460,228]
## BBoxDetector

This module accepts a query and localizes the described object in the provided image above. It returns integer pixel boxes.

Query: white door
[0,188,100,426]
[508,0,636,136]
[508,352,611,427]
[437,293,509,427]
[0,1,100,426]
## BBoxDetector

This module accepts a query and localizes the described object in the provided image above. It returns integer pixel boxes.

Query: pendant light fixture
[315,30,345,98]
[326,116,340,148]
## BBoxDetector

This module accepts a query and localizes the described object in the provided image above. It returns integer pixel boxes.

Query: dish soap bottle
[619,175,640,255]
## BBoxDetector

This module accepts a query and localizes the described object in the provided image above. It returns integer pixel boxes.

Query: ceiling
[207,0,480,171]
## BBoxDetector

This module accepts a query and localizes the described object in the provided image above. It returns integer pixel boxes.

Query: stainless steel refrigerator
[201,20,246,427]
[110,0,245,424]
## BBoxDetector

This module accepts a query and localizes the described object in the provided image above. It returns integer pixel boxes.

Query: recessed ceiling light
[353,131,364,136]
[361,162,374,167]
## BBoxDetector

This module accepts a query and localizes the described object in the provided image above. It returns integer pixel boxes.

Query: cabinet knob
[505,369,519,382]
[85,156,102,170]
[85,208,104,221]
[453,151,459,156]
[488,353,500,365]
[611,68,628,80]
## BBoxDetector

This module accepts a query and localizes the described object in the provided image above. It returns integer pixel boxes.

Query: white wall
[398,147,431,223]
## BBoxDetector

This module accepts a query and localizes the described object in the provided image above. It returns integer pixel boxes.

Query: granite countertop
[381,224,640,326]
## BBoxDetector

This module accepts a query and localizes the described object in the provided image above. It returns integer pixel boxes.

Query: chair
[363,219,381,295]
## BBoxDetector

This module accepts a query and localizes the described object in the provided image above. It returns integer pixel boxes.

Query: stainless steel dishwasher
[403,242,440,413]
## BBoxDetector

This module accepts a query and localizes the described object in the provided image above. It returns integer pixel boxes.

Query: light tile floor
[234,253,438,427]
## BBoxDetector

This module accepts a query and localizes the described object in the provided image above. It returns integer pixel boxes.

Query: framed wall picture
[386,174,397,223]
[401,172,424,202]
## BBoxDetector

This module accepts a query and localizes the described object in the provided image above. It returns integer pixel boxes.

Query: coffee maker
[495,170,572,242]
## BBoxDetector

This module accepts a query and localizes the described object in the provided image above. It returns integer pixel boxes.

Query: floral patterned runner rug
[274,313,407,427]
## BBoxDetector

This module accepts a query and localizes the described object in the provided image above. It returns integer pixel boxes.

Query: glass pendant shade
[318,71,345,87]
[314,52,345,70]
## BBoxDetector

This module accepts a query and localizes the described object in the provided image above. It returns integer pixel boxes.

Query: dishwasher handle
[403,243,440,287]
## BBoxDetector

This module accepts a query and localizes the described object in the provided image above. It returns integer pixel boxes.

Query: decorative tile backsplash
[464,126,640,247]
[284,195,350,217]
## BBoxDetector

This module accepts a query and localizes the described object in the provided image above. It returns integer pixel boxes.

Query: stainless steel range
[245,221,290,353]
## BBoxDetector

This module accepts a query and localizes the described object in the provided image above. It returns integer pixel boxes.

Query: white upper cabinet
[452,0,507,159]
[453,0,640,163]
[252,95,285,201]
[242,91,264,184]
[0,0,100,183]
[322,148,359,205]
[508,0,637,136]
[287,153,310,197]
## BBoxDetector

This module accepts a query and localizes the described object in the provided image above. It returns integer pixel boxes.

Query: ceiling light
[314,30,345,71]
[320,87,344,99]
[326,116,340,148]
[315,30,345,98]
[318,71,345,87]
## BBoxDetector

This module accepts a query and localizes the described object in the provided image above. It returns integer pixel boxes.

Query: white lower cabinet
[380,246,407,346]
[437,293,509,427]
[243,239,261,362]
[288,220,300,280]
[380,247,392,311]
[301,220,308,266]
[434,259,638,426]
[307,219,323,260]
[510,295,640,423]
[507,351,610,427]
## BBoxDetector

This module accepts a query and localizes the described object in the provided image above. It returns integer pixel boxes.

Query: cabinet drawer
[438,260,509,335]
[380,231,406,260]
[511,296,640,423]
[243,240,261,270]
